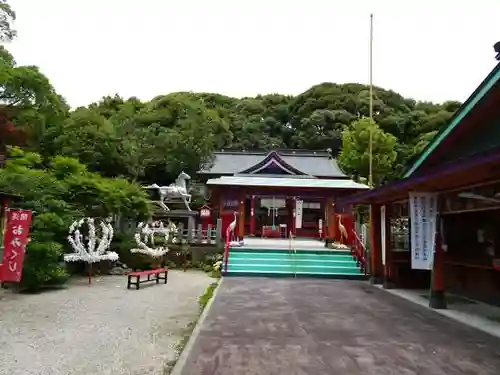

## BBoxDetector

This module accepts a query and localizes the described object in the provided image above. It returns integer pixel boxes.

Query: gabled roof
[239,151,306,175]
[206,176,369,190]
[199,149,348,178]
[0,192,22,201]
[404,61,500,177]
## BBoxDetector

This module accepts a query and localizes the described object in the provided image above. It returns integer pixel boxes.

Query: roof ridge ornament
[495,41,500,61]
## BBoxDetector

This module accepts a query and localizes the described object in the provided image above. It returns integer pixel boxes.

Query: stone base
[383,278,396,289]
[429,289,447,309]
[370,276,383,285]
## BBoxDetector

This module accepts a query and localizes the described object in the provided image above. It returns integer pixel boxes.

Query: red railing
[223,225,232,275]
[351,230,367,274]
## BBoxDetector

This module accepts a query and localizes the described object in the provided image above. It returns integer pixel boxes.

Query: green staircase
[225,248,365,279]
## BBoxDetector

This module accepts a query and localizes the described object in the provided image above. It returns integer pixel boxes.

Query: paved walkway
[178,278,500,375]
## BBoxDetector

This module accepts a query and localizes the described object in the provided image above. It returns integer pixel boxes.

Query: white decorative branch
[130,221,177,258]
[65,217,119,263]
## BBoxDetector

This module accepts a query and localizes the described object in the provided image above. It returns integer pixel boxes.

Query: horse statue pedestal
[153,210,199,243]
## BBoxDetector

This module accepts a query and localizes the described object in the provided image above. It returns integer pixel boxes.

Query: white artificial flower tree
[65,217,119,284]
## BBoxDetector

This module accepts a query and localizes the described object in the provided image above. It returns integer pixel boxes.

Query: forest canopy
[1,54,460,186]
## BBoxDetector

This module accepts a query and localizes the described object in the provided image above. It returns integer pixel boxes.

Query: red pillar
[326,197,335,241]
[383,205,395,289]
[429,213,447,309]
[369,204,383,284]
[250,195,256,236]
[238,191,245,240]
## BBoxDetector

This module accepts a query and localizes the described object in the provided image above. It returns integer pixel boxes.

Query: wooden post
[383,205,395,289]
[215,219,222,247]
[187,216,195,243]
[238,192,245,240]
[219,190,224,218]
[429,212,447,309]
[197,223,203,243]
[250,195,256,236]
[369,204,383,284]
[326,197,334,241]
[0,198,8,260]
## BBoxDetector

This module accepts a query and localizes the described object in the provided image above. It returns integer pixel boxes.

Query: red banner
[0,209,33,282]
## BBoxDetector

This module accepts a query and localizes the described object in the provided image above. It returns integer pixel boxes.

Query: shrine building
[337,53,500,308]
[197,149,369,240]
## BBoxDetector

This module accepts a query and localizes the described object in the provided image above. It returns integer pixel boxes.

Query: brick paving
[179,278,500,375]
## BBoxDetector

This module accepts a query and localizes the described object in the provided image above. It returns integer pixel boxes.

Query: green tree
[0,0,15,42]
[0,147,151,291]
[0,46,69,150]
[338,118,398,186]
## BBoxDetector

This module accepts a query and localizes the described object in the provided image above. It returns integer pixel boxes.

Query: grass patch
[163,282,219,375]
[199,282,218,311]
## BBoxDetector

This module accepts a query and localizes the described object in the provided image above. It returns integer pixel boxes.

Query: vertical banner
[381,205,386,265]
[409,192,438,270]
[0,209,33,282]
[295,199,303,229]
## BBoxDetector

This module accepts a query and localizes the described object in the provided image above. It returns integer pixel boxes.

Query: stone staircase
[224,238,365,279]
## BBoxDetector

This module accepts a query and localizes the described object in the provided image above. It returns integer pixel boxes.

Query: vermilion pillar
[218,190,224,218]
[429,213,447,309]
[369,204,383,284]
[250,195,256,236]
[383,205,395,289]
[238,192,245,240]
[326,197,335,241]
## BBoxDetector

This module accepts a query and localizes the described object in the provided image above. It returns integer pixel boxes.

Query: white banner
[381,205,386,265]
[409,192,438,270]
[295,199,303,229]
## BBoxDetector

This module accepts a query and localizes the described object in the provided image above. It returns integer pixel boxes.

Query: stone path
[178,278,500,375]
[0,270,213,375]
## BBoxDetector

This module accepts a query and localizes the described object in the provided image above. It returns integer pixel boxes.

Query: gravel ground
[0,270,213,375]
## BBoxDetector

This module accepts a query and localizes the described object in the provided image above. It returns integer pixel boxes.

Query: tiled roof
[199,150,347,178]
[206,176,369,190]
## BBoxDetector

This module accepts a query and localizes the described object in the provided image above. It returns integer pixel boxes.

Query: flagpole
[367,13,375,283]
[368,13,374,188]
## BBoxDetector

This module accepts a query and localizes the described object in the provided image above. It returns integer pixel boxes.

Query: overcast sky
[6,0,500,108]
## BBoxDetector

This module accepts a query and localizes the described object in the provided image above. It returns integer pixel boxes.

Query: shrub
[20,241,68,292]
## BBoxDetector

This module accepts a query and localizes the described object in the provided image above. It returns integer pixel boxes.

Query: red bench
[127,268,168,290]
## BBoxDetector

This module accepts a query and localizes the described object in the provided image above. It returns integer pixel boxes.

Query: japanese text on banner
[0,209,33,282]
[409,192,437,270]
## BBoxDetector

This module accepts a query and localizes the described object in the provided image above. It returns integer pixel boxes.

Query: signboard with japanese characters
[0,209,33,282]
[295,199,303,229]
[409,192,438,270]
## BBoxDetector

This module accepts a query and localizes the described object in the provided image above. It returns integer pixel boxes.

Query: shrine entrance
[254,196,290,238]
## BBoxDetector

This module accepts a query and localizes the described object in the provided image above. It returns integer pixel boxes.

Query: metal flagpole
[368,13,374,188]
[367,13,375,282]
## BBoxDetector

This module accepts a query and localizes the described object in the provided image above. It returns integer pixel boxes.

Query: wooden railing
[289,231,296,278]
[351,230,367,274]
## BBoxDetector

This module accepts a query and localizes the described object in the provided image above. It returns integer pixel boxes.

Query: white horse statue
[145,171,192,211]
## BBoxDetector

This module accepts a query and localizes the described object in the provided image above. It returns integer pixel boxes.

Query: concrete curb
[170,277,223,375]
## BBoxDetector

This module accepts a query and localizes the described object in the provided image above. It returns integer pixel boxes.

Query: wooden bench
[127,268,168,290]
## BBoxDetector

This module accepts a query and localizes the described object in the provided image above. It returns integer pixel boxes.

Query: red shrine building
[197,149,369,239]
[338,54,500,308]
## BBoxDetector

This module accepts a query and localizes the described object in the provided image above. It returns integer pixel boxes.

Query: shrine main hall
[197,149,368,240]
